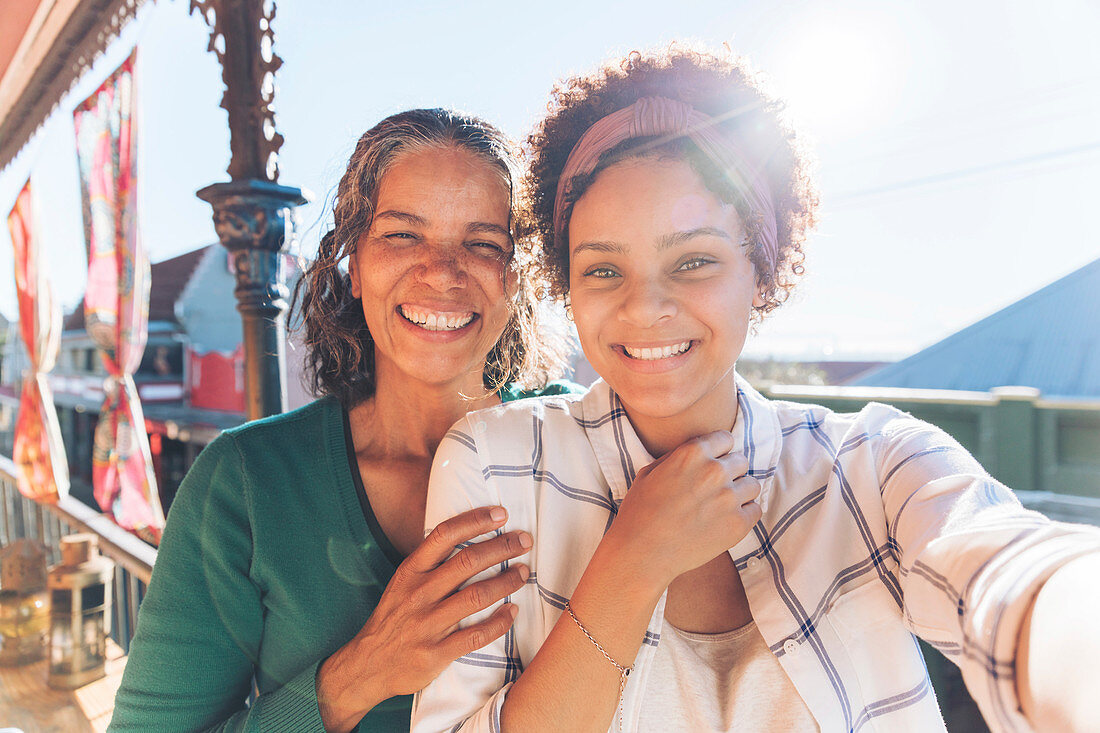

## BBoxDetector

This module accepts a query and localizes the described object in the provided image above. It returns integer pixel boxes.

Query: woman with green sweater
[109,109,575,732]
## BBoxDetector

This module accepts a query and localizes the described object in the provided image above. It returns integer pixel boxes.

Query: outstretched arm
[1016,552,1100,731]
[876,411,1100,733]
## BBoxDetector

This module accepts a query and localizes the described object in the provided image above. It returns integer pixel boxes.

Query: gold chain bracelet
[564,600,633,732]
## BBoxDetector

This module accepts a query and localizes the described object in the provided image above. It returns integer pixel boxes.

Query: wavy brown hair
[294,109,570,408]
[524,47,819,319]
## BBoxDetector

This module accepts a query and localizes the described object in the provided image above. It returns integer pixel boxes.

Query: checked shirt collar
[579,373,784,536]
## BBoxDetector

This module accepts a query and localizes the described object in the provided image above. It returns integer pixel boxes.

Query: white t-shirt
[639,620,818,732]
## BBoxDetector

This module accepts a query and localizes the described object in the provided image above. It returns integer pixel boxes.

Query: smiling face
[349,145,514,393]
[568,156,763,448]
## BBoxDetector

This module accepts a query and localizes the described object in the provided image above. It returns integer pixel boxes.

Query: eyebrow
[373,211,511,242]
[656,226,737,250]
[373,210,426,226]
[467,222,513,241]
[572,227,736,257]
[571,240,625,256]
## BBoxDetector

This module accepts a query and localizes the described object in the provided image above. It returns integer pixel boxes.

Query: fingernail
[490,506,507,522]
[517,564,530,582]
[507,603,519,620]
[518,531,532,549]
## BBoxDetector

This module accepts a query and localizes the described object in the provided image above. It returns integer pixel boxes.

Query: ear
[348,249,362,299]
[748,275,765,305]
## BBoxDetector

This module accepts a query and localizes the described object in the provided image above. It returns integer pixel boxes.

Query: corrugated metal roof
[855,257,1100,398]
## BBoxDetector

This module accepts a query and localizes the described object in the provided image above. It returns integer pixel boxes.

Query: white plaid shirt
[411,377,1100,733]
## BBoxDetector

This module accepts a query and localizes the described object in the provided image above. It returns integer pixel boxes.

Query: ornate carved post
[192,0,308,420]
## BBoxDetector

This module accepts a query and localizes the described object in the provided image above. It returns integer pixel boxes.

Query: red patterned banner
[73,50,164,542]
[8,181,69,503]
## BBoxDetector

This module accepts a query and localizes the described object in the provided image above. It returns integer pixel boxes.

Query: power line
[831,140,1100,205]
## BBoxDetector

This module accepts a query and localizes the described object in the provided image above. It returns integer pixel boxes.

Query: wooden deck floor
[0,641,125,733]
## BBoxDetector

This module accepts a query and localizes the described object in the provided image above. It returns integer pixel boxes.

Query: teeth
[623,341,692,360]
[400,306,475,331]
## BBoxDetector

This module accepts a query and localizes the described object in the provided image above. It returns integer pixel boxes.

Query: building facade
[1,244,311,510]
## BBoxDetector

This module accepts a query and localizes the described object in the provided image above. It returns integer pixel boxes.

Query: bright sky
[2,0,1098,361]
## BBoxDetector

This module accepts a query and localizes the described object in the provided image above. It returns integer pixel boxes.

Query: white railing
[0,454,156,653]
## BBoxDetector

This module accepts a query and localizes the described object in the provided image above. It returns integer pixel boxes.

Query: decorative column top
[191,0,285,182]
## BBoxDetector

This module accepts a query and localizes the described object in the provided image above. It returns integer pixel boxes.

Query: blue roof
[854,257,1100,398]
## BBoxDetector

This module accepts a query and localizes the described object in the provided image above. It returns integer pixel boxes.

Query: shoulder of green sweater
[222,396,337,439]
[179,398,344,523]
[499,379,587,402]
[206,397,345,483]
[217,397,340,453]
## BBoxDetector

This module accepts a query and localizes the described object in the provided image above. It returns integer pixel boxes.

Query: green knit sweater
[110,384,578,732]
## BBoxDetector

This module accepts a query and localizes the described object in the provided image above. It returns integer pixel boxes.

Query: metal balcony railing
[0,454,156,654]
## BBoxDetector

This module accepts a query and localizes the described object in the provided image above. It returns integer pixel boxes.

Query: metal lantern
[0,539,49,665]
[47,534,113,689]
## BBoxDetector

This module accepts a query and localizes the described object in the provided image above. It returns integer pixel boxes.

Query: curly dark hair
[524,47,819,318]
[294,108,570,408]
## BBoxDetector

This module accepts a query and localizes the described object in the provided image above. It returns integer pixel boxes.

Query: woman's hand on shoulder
[316,507,530,732]
[607,431,761,590]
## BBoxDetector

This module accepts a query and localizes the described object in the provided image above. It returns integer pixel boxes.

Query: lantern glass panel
[0,589,48,665]
[82,610,105,670]
[50,587,70,613]
[0,539,49,666]
[49,615,73,672]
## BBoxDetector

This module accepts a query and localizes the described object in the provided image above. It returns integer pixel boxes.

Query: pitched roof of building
[63,246,212,333]
[854,257,1100,398]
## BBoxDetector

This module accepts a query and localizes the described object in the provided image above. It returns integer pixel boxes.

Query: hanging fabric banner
[8,180,69,503]
[73,49,164,542]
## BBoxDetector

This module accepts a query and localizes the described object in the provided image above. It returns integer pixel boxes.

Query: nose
[415,244,467,292]
[618,277,677,328]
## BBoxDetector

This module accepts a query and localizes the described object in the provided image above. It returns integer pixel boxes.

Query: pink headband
[552,96,778,271]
